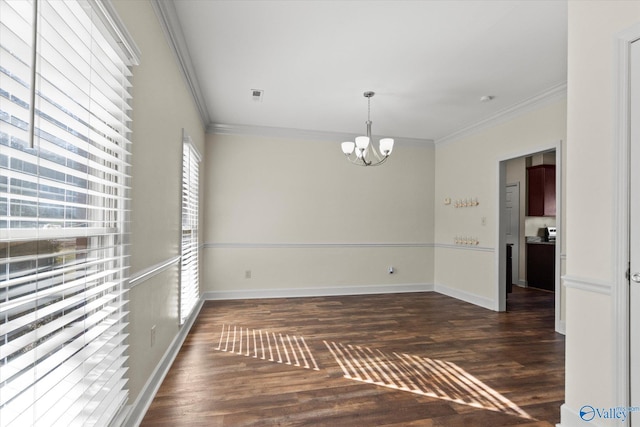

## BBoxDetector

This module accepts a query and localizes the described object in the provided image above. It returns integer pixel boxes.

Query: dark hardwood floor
[141,286,564,426]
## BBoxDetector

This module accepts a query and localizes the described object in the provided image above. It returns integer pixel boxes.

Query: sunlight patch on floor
[324,341,531,420]
[214,324,320,370]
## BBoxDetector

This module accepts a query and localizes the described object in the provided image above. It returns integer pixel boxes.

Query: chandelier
[340,91,394,166]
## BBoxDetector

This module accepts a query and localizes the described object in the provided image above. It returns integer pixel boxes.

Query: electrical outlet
[150,325,156,347]
[245,270,252,279]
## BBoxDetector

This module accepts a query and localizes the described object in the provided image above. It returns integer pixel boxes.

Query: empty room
[2,1,640,426]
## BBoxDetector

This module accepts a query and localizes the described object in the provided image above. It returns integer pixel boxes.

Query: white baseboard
[556,320,566,336]
[558,403,609,427]
[203,283,435,300]
[120,298,204,427]
[203,283,496,312]
[434,283,495,310]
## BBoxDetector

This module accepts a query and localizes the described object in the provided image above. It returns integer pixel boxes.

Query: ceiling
[168,0,567,143]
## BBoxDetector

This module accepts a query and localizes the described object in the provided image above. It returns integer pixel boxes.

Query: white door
[630,38,640,423]
[505,183,520,287]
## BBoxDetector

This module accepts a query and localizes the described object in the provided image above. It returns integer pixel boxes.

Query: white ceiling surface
[171,0,567,143]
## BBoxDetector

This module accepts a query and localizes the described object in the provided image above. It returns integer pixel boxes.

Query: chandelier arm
[345,153,373,166]
[369,144,384,162]
[345,152,388,167]
[368,155,389,166]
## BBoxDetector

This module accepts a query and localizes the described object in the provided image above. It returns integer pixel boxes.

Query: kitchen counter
[526,236,555,245]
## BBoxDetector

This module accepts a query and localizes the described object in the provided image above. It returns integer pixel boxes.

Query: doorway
[497,144,562,334]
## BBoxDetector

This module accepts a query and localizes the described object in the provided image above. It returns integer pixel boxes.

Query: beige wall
[434,99,567,307]
[564,1,640,423]
[112,0,205,405]
[203,133,435,294]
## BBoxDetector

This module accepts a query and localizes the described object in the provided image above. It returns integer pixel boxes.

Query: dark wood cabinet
[526,243,555,291]
[527,165,556,216]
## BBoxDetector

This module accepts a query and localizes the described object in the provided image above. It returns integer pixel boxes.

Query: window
[180,134,200,325]
[0,0,138,425]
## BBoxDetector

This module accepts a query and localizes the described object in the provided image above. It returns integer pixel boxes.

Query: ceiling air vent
[251,89,264,102]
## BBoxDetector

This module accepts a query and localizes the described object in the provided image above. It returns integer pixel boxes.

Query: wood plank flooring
[141,286,564,426]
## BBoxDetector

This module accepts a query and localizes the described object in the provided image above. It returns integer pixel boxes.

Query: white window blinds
[0,0,138,425]
[180,136,200,325]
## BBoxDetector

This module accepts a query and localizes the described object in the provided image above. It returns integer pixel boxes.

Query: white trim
[128,256,181,288]
[207,85,566,147]
[204,242,434,249]
[558,404,607,427]
[563,275,612,295]
[183,129,202,163]
[557,320,566,336]
[203,283,434,301]
[612,22,640,426]
[150,0,209,126]
[205,242,492,252]
[614,33,632,425]
[434,283,495,311]
[121,298,204,427]
[207,123,434,147]
[93,0,141,65]
[433,243,495,253]
[554,141,564,334]
[435,82,567,146]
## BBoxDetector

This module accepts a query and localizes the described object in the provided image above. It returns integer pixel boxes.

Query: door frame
[614,23,640,424]
[504,182,520,287]
[496,142,563,335]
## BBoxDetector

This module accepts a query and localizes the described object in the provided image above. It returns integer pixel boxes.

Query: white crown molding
[148,0,565,150]
[435,82,568,146]
[151,0,210,126]
[208,82,566,147]
[207,123,434,147]
[208,123,351,141]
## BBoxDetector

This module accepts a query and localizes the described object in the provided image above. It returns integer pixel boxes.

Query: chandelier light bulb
[379,138,394,155]
[341,141,355,155]
[355,136,370,149]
